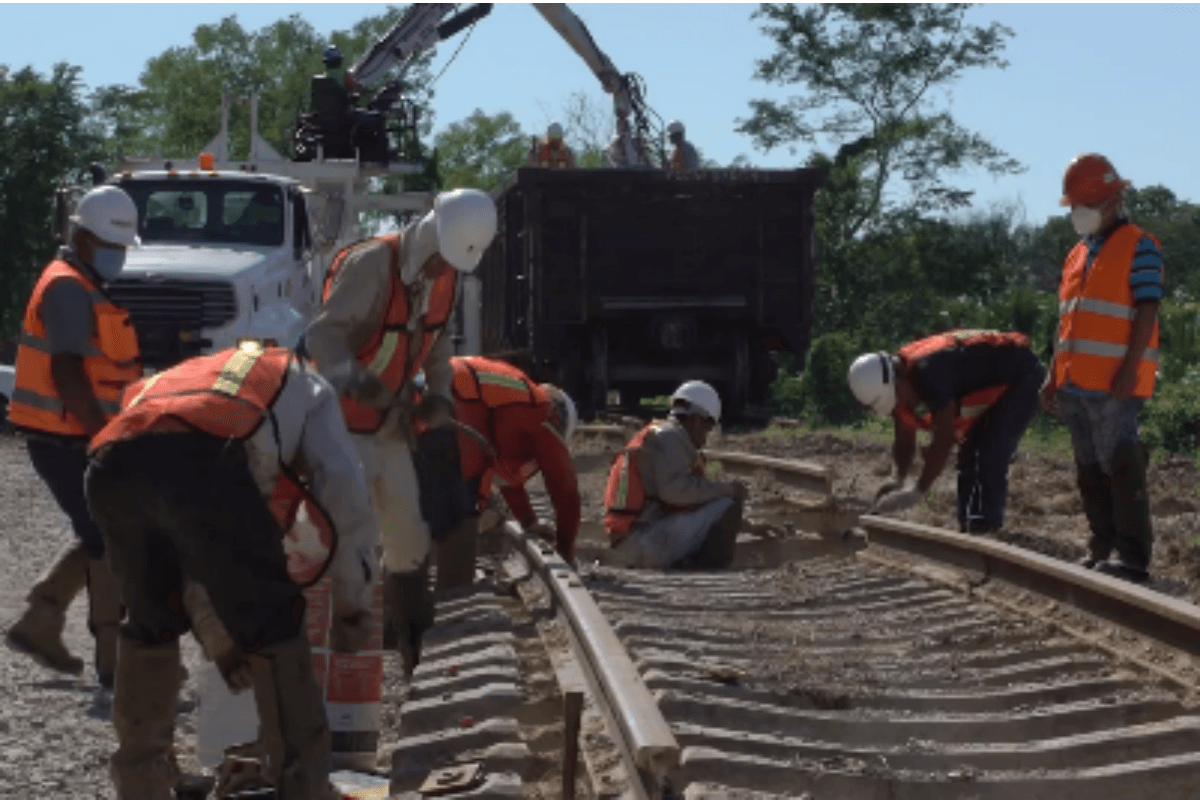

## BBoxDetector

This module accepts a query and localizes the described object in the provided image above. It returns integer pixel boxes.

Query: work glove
[874,477,904,503]
[873,482,924,514]
[415,393,455,429]
[348,370,393,411]
[413,426,472,542]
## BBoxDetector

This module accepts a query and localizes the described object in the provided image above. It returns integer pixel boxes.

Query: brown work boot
[111,633,182,800]
[435,515,480,591]
[5,542,89,674]
[247,634,339,799]
[88,558,124,690]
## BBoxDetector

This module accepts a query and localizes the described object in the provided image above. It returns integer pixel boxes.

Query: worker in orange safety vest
[526,122,577,169]
[84,343,380,799]
[848,330,1044,533]
[1040,153,1164,585]
[304,188,498,677]
[430,356,581,585]
[5,185,141,690]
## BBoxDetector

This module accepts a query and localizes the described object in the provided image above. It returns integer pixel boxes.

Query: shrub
[770,332,866,426]
[1142,381,1200,456]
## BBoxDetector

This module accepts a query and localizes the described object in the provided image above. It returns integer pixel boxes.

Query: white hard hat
[847,352,897,416]
[70,185,140,247]
[547,122,564,140]
[670,380,721,423]
[434,188,498,272]
[542,384,578,441]
[667,120,685,136]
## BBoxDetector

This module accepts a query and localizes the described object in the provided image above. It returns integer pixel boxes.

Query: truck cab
[109,170,317,370]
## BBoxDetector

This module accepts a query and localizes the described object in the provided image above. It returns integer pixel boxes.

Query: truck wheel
[587,326,609,421]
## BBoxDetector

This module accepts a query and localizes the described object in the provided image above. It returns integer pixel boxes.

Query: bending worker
[305,188,498,675]
[84,344,379,799]
[1042,154,1163,585]
[5,185,141,688]
[848,329,1043,533]
[604,381,747,569]
[435,355,581,586]
[527,122,577,169]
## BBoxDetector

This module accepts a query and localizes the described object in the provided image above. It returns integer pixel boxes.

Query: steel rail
[502,521,680,798]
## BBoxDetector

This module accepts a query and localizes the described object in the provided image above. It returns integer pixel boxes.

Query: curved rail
[502,520,680,798]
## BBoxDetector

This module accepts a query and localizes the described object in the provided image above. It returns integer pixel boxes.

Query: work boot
[436,515,480,591]
[88,558,124,690]
[382,562,435,680]
[1110,445,1154,577]
[247,634,339,799]
[111,633,181,800]
[5,542,89,674]
[688,498,744,570]
[1076,461,1116,564]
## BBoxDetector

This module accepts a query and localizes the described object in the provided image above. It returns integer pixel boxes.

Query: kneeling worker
[848,330,1044,533]
[604,381,748,569]
[436,355,581,585]
[85,344,380,799]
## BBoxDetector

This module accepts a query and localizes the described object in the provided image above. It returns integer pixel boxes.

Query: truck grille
[105,279,238,329]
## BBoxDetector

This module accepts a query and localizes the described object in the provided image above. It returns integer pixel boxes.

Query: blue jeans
[956,363,1043,532]
[26,437,106,559]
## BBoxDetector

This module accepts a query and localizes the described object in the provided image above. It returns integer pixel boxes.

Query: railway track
[381,425,1200,799]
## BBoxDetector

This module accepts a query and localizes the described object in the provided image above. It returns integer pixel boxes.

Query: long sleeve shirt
[305,218,455,410]
[456,399,581,558]
[633,416,732,527]
[243,360,380,609]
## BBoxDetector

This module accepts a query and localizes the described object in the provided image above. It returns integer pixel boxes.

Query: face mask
[90,245,126,281]
[1071,206,1103,237]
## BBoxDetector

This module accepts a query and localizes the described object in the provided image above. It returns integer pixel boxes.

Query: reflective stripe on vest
[1053,224,1160,398]
[452,356,550,490]
[9,260,141,438]
[321,234,459,434]
[87,346,335,587]
[894,330,1028,440]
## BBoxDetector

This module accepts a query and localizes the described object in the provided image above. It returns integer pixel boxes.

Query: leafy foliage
[0,63,102,347]
[1143,381,1200,456]
[770,331,867,425]
[434,109,528,192]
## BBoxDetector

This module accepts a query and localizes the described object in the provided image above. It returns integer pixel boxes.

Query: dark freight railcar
[458,166,827,421]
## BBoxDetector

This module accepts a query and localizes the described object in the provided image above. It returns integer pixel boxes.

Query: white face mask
[1071,206,1103,237]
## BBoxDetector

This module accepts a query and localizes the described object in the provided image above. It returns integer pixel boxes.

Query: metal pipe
[504,521,679,791]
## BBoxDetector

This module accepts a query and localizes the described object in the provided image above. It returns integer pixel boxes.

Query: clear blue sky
[4,3,1199,227]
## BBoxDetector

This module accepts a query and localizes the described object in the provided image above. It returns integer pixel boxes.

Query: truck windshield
[119,179,285,247]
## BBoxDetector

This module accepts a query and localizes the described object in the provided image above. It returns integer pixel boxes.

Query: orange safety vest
[603,422,707,539]
[452,356,553,490]
[894,329,1030,440]
[537,140,572,169]
[322,234,459,434]
[9,260,141,438]
[87,346,335,586]
[1053,224,1161,398]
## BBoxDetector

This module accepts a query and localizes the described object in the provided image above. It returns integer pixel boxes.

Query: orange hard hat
[1060,153,1130,206]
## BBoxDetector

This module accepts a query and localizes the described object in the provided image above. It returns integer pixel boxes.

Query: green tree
[0,63,102,346]
[740,3,1022,235]
[435,109,528,192]
[99,6,435,163]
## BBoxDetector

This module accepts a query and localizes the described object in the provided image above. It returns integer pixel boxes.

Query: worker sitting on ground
[304,188,498,677]
[848,330,1044,533]
[434,356,581,587]
[604,380,748,569]
[84,343,380,799]
[527,122,577,169]
[666,120,700,172]
[5,185,142,689]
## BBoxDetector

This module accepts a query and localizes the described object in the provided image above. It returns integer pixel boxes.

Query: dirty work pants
[85,433,303,651]
[611,497,735,569]
[956,359,1044,532]
[1056,390,1152,571]
[352,432,431,573]
[27,436,107,558]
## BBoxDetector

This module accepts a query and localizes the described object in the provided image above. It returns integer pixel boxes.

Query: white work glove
[873,482,924,514]
[329,544,377,654]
